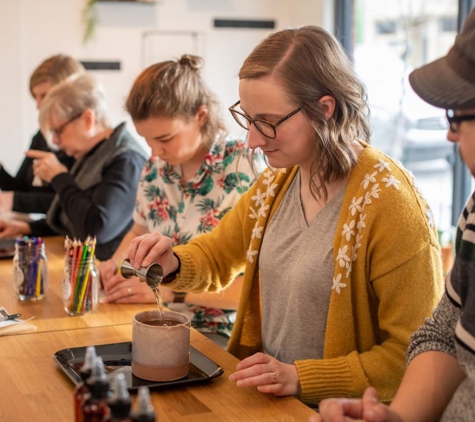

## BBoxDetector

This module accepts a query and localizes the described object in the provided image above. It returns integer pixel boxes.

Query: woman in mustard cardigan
[125,26,443,405]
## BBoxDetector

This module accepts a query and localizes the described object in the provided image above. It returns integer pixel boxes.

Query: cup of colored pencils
[62,236,99,316]
[13,236,48,301]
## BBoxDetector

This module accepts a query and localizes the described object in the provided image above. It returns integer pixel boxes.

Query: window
[349,0,458,235]
[376,20,397,34]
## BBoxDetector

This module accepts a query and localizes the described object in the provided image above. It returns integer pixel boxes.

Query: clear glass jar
[62,256,99,315]
[12,238,48,301]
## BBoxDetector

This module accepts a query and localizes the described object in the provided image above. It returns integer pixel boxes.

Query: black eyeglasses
[446,109,475,133]
[51,112,83,139]
[229,101,301,139]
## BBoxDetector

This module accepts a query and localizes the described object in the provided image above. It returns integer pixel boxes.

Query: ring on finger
[270,372,277,384]
[127,287,132,297]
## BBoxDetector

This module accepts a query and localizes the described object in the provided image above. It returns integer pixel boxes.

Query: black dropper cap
[130,386,156,422]
[86,357,110,399]
[79,346,97,381]
[108,373,131,419]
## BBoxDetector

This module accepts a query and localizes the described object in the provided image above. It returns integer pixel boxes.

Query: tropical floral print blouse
[134,138,257,337]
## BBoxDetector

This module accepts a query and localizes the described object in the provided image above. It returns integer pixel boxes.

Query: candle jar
[62,256,99,316]
[13,238,48,301]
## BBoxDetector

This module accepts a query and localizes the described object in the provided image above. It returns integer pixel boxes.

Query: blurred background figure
[99,55,258,345]
[0,55,81,215]
[0,72,147,260]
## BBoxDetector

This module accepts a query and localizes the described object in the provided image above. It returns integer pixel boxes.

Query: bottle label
[62,277,72,301]
[13,266,24,290]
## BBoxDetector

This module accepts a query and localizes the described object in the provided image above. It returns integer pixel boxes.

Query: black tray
[53,341,224,391]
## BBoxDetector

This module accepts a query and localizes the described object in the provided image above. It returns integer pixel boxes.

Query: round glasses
[229,101,301,139]
[51,112,83,139]
[446,109,475,133]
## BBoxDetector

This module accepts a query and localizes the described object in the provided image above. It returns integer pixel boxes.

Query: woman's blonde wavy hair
[239,26,371,201]
[126,54,227,149]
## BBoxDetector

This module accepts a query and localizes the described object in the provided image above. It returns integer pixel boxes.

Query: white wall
[0,0,332,175]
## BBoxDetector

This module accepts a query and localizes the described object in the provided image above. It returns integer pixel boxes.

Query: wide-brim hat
[409,8,475,110]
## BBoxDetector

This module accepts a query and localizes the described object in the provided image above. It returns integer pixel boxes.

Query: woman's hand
[0,219,30,238]
[98,259,119,285]
[126,232,178,275]
[26,150,68,183]
[0,192,13,213]
[103,273,175,303]
[103,274,153,303]
[312,387,403,422]
[229,352,301,397]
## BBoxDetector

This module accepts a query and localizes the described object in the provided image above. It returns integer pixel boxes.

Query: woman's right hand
[126,232,178,275]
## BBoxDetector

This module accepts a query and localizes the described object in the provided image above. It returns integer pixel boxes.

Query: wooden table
[0,237,151,333]
[0,236,317,421]
[1,325,316,421]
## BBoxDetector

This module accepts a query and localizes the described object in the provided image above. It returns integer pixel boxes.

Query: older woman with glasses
[0,73,147,260]
[123,26,443,404]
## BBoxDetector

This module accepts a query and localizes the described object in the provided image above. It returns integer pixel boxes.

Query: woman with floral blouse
[99,55,257,339]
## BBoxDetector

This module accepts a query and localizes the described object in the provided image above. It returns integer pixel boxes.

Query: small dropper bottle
[82,357,111,422]
[75,346,97,422]
[130,386,156,422]
[106,373,132,421]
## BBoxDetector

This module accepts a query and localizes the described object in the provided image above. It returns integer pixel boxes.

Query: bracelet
[172,291,187,303]
[162,253,181,284]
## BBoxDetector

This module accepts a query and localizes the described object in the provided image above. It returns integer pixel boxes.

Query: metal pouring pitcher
[120,259,164,289]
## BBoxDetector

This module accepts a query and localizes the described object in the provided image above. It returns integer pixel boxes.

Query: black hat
[409,8,475,109]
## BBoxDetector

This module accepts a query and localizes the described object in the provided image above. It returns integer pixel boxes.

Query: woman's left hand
[229,352,301,397]
[103,273,175,304]
[0,219,30,238]
[26,150,68,183]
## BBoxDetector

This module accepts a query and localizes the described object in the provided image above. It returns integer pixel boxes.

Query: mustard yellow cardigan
[172,142,444,403]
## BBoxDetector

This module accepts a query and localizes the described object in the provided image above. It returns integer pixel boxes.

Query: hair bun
[178,55,203,72]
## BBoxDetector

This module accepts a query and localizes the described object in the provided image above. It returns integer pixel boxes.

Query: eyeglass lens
[231,111,276,138]
[446,110,475,133]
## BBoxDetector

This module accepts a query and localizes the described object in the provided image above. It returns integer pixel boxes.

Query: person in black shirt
[0,73,147,260]
[0,54,82,214]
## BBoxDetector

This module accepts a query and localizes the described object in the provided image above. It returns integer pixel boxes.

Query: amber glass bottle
[82,357,111,422]
[74,346,97,422]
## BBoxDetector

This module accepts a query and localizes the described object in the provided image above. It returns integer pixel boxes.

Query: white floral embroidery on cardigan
[332,158,434,295]
[404,167,434,228]
[246,169,278,264]
[333,158,399,294]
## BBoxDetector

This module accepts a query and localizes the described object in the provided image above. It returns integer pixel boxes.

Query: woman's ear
[195,105,209,126]
[318,95,336,120]
[81,109,96,131]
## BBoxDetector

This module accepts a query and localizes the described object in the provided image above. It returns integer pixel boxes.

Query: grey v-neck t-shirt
[259,172,345,364]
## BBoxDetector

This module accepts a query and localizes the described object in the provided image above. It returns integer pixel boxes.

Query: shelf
[97,0,156,3]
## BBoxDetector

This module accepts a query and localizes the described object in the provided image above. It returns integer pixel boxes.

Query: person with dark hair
[123,27,443,404]
[0,73,147,260]
[99,55,257,341]
[314,8,475,422]
[0,54,82,214]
